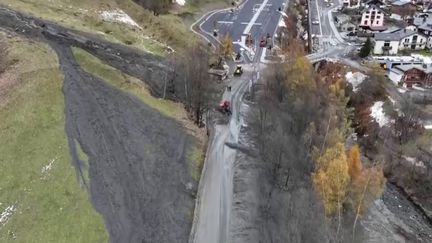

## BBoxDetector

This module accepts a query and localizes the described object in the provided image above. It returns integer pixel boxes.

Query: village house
[373,28,427,54]
[389,64,432,87]
[359,4,387,30]
[361,0,386,8]
[342,0,361,8]
[334,14,357,32]
[389,0,417,20]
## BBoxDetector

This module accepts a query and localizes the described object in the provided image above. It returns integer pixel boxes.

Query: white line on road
[240,22,262,25]
[218,21,234,24]
[243,0,270,35]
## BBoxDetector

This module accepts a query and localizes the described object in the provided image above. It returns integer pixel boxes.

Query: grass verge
[0,36,108,242]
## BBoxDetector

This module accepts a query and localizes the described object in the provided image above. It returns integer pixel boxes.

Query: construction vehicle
[234,65,243,76]
[259,38,267,47]
[208,56,229,80]
[218,100,232,115]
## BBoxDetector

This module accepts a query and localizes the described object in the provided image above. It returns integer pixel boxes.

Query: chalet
[373,28,427,54]
[390,0,417,20]
[390,64,432,88]
[417,23,432,48]
[359,5,386,30]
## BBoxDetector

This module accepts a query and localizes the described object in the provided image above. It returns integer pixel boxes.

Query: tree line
[248,41,385,241]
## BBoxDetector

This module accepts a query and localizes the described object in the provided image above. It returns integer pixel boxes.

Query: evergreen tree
[359,38,372,58]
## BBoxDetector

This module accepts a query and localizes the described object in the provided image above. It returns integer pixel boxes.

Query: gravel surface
[52,43,196,243]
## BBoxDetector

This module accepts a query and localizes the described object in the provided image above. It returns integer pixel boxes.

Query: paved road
[191,0,286,242]
[307,0,356,62]
[193,0,286,63]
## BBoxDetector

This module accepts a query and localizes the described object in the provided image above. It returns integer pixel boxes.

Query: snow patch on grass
[175,0,186,6]
[41,158,55,174]
[278,19,286,27]
[370,101,390,127]
[345,71,367,92]
[397,88,407,94]
[100,10,142,29]
[424,124,432,130]
[0,205,16,227]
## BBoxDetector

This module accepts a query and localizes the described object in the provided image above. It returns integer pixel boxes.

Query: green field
[0,37,108,242]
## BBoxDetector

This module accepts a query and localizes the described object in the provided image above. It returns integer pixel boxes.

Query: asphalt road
[307,0,356,62]
[191,1,287,242]
[194,0,286,63]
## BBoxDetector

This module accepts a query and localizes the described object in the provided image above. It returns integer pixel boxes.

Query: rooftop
[391,0,412,6]
[394,64,432,73]
[374,29,419,41]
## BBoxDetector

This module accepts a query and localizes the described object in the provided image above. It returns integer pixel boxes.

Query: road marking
[243,0,270,35]
[217,21,234,24]
[315,0,323,36]
[240,22,262,26]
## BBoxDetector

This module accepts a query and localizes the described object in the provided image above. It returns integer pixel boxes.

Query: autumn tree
[285,56,316,93]
[313,142,350,215]
[347,145,385,239]
[220,35,234,58]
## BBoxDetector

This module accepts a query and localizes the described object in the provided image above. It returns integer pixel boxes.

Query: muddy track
[0,6,185,101]
[0,6,198,243]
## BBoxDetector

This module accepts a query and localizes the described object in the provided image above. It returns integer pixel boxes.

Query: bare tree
[176,44,215,126]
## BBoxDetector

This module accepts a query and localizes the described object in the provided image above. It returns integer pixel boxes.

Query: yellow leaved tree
[313,142,350,215]
[285,56,316,93]
[220,35,234,58]
[348,145,385,239]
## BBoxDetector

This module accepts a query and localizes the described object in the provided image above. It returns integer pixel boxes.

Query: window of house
[366,11,370,14]
[405,38,409,43]
[376,20,379,24]
[376,15,381,19]
[364,20,368,25]
[384,42,390,47]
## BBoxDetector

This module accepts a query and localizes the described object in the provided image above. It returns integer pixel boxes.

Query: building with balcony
[373,28,427,55]
[389,64,432,88]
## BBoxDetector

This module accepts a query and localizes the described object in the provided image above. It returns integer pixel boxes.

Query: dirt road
[191,68,250,243]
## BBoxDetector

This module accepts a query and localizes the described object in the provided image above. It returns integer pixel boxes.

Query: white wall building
[359,5,386,30]
[374,29,427,55]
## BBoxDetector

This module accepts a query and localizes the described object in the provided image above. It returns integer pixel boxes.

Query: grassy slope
[1,0,226,53]
[1,0,166,54]
[0,37,107,242]
[71,47,205,182]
